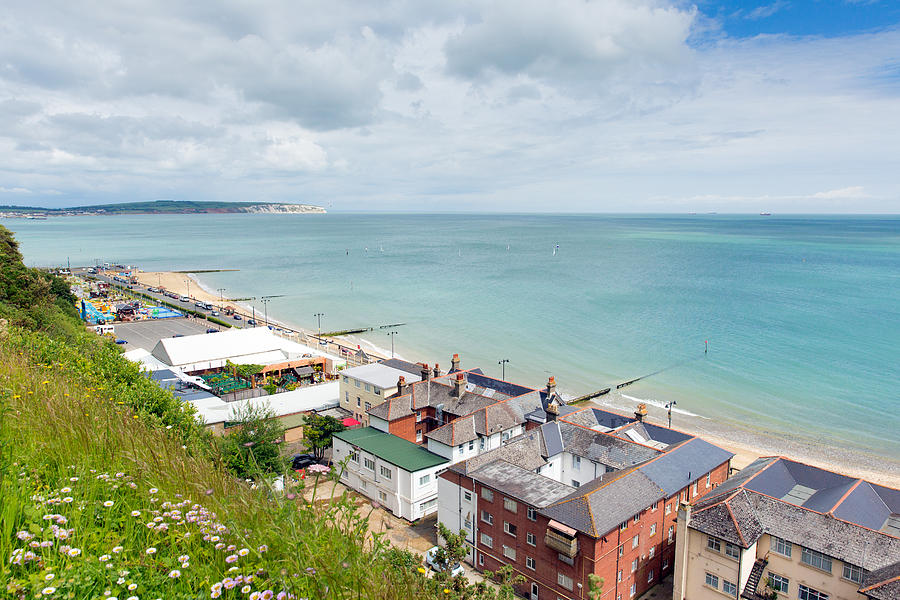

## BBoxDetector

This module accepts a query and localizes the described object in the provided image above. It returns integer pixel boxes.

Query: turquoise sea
[4,213,899,459]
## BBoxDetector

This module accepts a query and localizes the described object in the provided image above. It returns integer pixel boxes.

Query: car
[424,546,464,577]
[233,314,242,320]
[195,302,205,308]
[291,454,316,470]
[206,328,217,334]
[180,296,190,302]
[247,319,256,325]
[114,339,127,345]
[210,311,220,316]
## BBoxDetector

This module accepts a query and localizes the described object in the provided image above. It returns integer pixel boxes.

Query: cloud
[812,186,870,199]
[746,1,790,21]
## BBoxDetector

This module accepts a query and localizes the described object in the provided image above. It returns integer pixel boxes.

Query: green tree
[219,403,287,479]
[588,574,605,600]
[302,413,345,460]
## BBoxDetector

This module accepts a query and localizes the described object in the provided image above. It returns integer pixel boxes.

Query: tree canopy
[302,414,345,460]
[219,403,287,479]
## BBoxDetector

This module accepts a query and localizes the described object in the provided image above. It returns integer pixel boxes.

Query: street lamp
[666,400,677,429]
[498,359,509,380]
[314,312,325,341]
[261,297,272,328]
[387,331,398,358]
[185,279,191,300]
[217,288,226,309]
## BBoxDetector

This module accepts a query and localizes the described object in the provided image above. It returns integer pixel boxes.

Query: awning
[341,417,361,427]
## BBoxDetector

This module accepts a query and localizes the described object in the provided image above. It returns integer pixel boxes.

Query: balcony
[545,521,579,558]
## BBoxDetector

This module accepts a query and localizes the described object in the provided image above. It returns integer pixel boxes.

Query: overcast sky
[1,1,898,212]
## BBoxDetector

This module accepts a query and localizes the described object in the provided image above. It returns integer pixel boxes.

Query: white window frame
[502,545,516,560]
[527,507,537,521]
[771,536,792,557]
[557,573,573,591]
[707,536,721,552]
[481,510,493,525]
[798,585,828,600]
[503,521,517,537]
[526,532,536,546]
[769,573,789,593]
[363,457,375,471]
[723,580,737,597]
[842,562,863,584]
[632,534,639,549]
[800,547,832,573]
[526,556,535,571]
[725,542,740,559]
[379,465,392,479]
[705,573,719,589]
[480,533,493,548]
[419,474,430,486]
[503,497,517,513]
[481,488,493,502]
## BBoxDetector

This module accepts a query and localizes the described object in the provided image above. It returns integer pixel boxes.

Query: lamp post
[314,312,325,340]
[185,279,191,300]
[261,297,272,328]
[498,359,509,380]
[217,288,225,310]
[666,400,677,429]
[387,330,397,358]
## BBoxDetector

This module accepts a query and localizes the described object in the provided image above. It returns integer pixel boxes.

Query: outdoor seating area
[199,372,252,395]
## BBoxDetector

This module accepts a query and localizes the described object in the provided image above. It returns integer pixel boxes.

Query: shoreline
[136,269,900,488]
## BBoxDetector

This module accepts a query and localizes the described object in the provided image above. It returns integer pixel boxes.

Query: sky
[1,1,899,213]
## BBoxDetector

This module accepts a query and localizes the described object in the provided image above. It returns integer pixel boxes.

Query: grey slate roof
[469,460,574,508]
[379,358,427,377]
[540,467,665,536]
[860,559,900,600]
[637,437,734,497]
[558,421,660,469]
[688,457,900,572]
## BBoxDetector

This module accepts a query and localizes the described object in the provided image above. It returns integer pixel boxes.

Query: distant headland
[0,200,326,218]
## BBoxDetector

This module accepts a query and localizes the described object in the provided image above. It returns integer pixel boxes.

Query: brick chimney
[421,363,431,382]
[453,372,466,398]
[450,353,460,372]
[433,363,441,378]
[546,376,557,395]
[546,398,560,422]
[397,376,406,396]
[634,403,648,423]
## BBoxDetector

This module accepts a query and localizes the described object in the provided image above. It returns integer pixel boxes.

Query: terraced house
[672,456,900,600]
[437,402,733,600]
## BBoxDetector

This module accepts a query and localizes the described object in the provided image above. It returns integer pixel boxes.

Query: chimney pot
[634,403,648,422]
[450,353,461,371]
[397,375,406,396]
[453,372,465,397]
[546,399,560,422]
[421,363,431,381]
[433,363,441,378]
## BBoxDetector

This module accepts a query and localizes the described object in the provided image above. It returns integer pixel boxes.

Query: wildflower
[243,442,254,447]
[131,510,141,516]
[308,464,330,474]
[238,548,249,557]
[168,569,181,578]
[117,578,126,585]
[250,593,260,600]
[63,497,74,503]
[70,477,78,482]
[113,546,124,553]
[211,593,221,599]
[166,425,173,429]
[68,547,82,557]
[42,587,56,596]
[215,543,226,550]
[225,555,238,564]
[127,597,139,600]
[444,589,451,594]
[417,567,426,574]
[257,545,268,553]
[60,487,71,493]
[44,573,55,581]
[16,531,33,541]
[145,547,156,555]
[205,489,214,496]
[116,472,125,478]
[261,591,274,600]
[241,586,251,594]
[149,488,158,494]
[305,567,316,575]
[103,500,115,507]
[178,555,189,563]
[227,545,236,551]
[128,583,138,591]
[181,561,190,568]
[99,554,111,562]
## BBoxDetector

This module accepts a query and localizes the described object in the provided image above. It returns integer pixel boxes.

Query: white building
[333,427,448,521]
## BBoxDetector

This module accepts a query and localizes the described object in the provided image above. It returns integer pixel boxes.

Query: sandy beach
[130,269,900,489]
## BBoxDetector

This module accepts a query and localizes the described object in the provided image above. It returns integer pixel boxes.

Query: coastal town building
[437,404,733,600]
[339,360,423,425]
[672,456,900,600]
[332,426,449,521]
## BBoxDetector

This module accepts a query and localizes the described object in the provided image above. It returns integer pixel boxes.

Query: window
[843,563,863,583]
[482,488,493,502]
[557,573,574,591]
[463,491,472,502]
[667,526,674,543]
[771,536,792,557]
[365,402,371,411]
[630,583,636,597]
[527,507,537,521]
[419,474,430,486]
[504,522,517,537]
[634,513,640,523]
[692,481,698,496]
[723,580,737,597]
[481,510,493,525]
[725,542,740,559]
[652,501,659,511]
[705,573,719,589]
[349,450,359,463]
[504,498,517,513]
[801,547,832,573]
[364,383,371,392]
[501,430,511,441]
[649,546,655,559]
[378,491,387,502]
[457,445,464,454]
[416,430,423,443]
[649,523,657,536]
[572,455,581,469]
[617,571,622,583]
[618,546,624,557]
[632,535,639,549]
[558,553,574,566]
[355,379,360,387]
[374,387,381,396]
[343,375,348,383]
[707,536,721,552]
[665,503,671,515]
[468,440,474,451]
[571,480,581,488]
[503,545,516,560]
[769,573,789,593]
[478,553,484,566]
[527,532,536,546]
[648,570,654,583]
[420,498,437,512]
[620,522,628,531]
[798,585,828,600]
[480,437,486,450]
[526,556,536,570]
[480,533,493,548]
[416,411,422,422]
[706,472,711,488]
[363,458,375,471]
[360,480,367,489]
[357,397,361,407]
[345,391,349,403]
[631,558,638,573]
[379,466,392,479]
[663,558,669,570]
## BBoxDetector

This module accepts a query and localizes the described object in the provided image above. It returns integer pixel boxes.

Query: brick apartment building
[438,403,733,600]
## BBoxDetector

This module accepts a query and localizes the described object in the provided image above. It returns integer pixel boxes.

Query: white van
[93,324,115,335]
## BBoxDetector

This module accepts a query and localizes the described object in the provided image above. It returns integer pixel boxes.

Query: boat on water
[760,212,772,216]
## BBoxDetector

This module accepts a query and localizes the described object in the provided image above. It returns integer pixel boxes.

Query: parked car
[114,339,127,345]
[195,302,205,308]
[424,546,464,577]
[210,311,220,317]
[291,454,316,470]
[180,296,190,302]
[247,319,256,325]
[233,314,242,321]
[206,328,217,334]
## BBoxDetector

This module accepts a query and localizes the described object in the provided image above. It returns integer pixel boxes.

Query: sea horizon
[4,211,898,463]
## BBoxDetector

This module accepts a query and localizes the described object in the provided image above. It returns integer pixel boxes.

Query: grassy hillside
[0,224,508,600]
